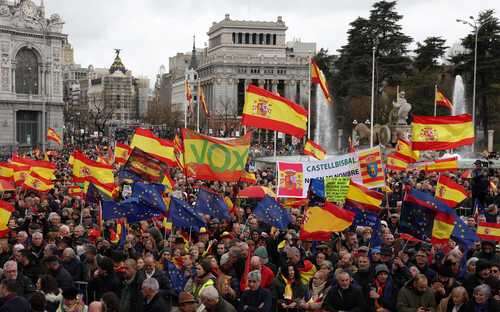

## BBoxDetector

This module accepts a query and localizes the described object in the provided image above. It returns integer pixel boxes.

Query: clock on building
[21,1,37,19]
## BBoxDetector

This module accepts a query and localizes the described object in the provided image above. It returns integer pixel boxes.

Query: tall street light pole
[370,45,376,148]
[456,16,492,153]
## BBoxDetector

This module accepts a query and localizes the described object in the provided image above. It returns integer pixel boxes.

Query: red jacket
[260,265,275,289]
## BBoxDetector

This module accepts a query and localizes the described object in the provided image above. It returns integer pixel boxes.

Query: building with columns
[168,14,315,135]
[0,0,66,152]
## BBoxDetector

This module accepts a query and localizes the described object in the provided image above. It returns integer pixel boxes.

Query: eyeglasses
[491,269,499,273]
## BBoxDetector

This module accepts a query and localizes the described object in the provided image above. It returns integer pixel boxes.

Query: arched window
[15,48,39,94]
[245,33,250,44]
[232,32,236,43]
[266,34,271,45]
[259,33,264,44]
[238,33,242,44]
[252,33,257,44]
[273,34,277,45]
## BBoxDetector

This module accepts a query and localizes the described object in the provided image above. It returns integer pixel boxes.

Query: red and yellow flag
[0,163,14,181]
[161,174,175,192]
[240,170,257,184]
[72,151,115,188]
[185,80,193,113]
[476,222,500,241]
[311,59,332,103]
[68,185,83,198]
[424,157,458,173]
[411,114,474,151]
[114,143,132,166]
[436,175,468,208]
[23,172,53,193]
[47,127,62,145]
[199,86,209,117]
[304,140,326,160]
[243,85,308,138]
[182,128,251,182]
[11,164,30,186]
[10,157,56,181]
[431,211,456,245]
[395,139,419,163]
[345,179,384,213]
[436,90,453,111]
[358,147,385,188]
[0,200,14,237]
[130,128,176,166]
[300,203,355,241]
[386,153,409,172]
[173,135,185,170]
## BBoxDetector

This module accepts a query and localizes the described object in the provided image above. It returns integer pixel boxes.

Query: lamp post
[456,16,493,153]
[370,45,376,148]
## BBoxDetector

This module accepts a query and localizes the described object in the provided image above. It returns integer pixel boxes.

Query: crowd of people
[0,134,498,312]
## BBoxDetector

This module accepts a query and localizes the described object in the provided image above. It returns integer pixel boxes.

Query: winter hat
[375,264,390,276]
[254,246,269,264]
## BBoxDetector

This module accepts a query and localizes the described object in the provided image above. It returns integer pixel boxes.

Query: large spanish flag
[47,127,62,145]
[114,143,132,166]
[12,164,30,186]
[424,157,458,173]
[304,140,326,160]
[311,59,332,103]
[300,203,355,241]
[395,139,419,163]
[243,85,308,138]
[130,128,176,166]
[436,175,468,208]
[10,157,56,180]
[386,153,409,172]
[182,128,251,182]
[345,179,384,213]
[72,151,115,187]
[411,114,474,151]
[358,147,385,188]
[0,200,14,237]
[476,222,500,241]
[436,90,453,111]
[23,172,54,193]
[431,211,456,244]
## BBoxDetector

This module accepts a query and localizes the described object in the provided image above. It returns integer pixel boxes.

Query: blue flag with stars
[310,178,325,199]
[253,195,292,230]
[102,197,165,223]
[451,216,478,249]
[132,182,167,215]
[165,261,187,294]
[345,204,382,246]
[195,188,230,220]
[400,193,434,242]
[169,197,206,231]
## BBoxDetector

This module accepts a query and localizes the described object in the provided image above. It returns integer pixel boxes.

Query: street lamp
[370,45,376,148]
[456,15,493,153]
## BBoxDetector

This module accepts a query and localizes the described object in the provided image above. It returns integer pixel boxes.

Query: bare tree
[87,102,114,134]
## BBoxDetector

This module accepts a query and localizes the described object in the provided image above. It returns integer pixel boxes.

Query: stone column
[271,79,278,94]
[258,79,265,89]
[488,130,495,153]
[300,80,310,107]
[337,129,343,152]
[288,80,297,102]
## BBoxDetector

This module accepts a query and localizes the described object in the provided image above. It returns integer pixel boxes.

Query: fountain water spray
[314,86,336,153]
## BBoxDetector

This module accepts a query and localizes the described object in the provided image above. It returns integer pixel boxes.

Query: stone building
[167,14,316,134]
[0,0,66,151]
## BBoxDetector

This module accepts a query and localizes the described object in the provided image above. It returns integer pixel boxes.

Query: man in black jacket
[44,255,74,290]
[120,258,144,312]
[239,270,272,312]
[0,279,31,312]
[1,260,34,299]
[142,277,170,312]
[322,270,367,312]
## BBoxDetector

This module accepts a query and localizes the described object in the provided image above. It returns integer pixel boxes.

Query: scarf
[309,282,327,302]
[282,274,293,300]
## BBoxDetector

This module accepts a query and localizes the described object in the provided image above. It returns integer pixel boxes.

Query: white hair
[474,284,491,298]
[48,212,60,222]
[200,286,219,301]
[142,278,159,292]
[248,270,261,282]
[3,260,17,271]
[59,225,70,233]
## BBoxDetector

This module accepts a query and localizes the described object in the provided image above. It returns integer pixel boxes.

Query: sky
[43,0,500,86]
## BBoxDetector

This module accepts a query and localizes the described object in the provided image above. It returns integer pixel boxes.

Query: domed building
[0,0,66,152]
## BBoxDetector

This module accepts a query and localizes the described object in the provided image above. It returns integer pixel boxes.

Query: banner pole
[434,85,437,117]
[308,56,312,139]
[197,78,200,132]
[274,131,277,162]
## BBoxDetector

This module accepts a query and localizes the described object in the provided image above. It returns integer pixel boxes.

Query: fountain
[314,86,336,152]
[453,75,466,115]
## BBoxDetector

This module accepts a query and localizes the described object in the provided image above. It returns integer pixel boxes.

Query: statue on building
[390,91,412,125]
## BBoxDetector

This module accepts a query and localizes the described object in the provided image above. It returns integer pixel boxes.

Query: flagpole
[274,131,277,162]
[434,84,437,117]
[197,78,201,132]
[184,79,188,129]
[307,56,312,140]
[370,45,376,148]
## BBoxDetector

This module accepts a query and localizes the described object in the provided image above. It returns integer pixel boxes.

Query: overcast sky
[43,0,499,85]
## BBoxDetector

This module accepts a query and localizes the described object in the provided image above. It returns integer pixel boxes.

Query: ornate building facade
[168,14,316,134]
[0,0,66,151]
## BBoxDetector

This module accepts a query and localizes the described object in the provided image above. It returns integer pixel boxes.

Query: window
[15,48,39,94]
[232,32,236,44]
[16,110,39,146]
[238,33,242,44]
[266,34,271,45]
[273,34,277,45]
[259,34,264,44]
[252,33,257,44]
[245,33,250,44]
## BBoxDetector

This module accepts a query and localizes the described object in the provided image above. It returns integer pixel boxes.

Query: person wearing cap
[368,264,397,312]
[413,248,436,283]
[239,270,272,312]
[177,291,198,312]
[198,227,209,245]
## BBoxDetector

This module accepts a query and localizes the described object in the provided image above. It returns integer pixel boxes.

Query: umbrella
[237,186,276,199]
[0,179,15,192]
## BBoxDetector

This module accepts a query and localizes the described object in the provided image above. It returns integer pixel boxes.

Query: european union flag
[253,195,292,230]
[132,182,167,214]
[345,204,382,246]
[102,196,166,223]
[400,192,435,241]
[410,189,456,215]
[165,261,187,294]
[310,178,325,199]
[102,199,126,220]
[451,216,478,249]
[86,183,105,206]
[117,168,143,183]
[169,197,206,231]
[195,188,230,220]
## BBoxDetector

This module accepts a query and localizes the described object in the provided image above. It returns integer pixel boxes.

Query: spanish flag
[300,203,355,241]
[358,147,385,188]
[68,185,83,198]
[436,175,468,208]
[411,114,474,151]
[130,128,176,166]
[0,200,14,237]
[47,127,62,145]
[0,163,14,181]
[311,59,332,103]
[185,80,193,113]
[431,211,456,245]
[424,157,458,173]
[72,151,115,186]
[199,86,209,117]
[345,179,384,213]
[240,171,257,184]
[436,90,453,111]
[23,172,53,193]
[476,222,500,241]
[114,143,132,166]
[10,157,56,180]
[243,85,308,138]
[12,164,30,186]
[173,135,185,170]
[182,128,251,182]
[282,198,309,208]
[395,139,419,163]
[304,140,326,160]
[386,153,409,172]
